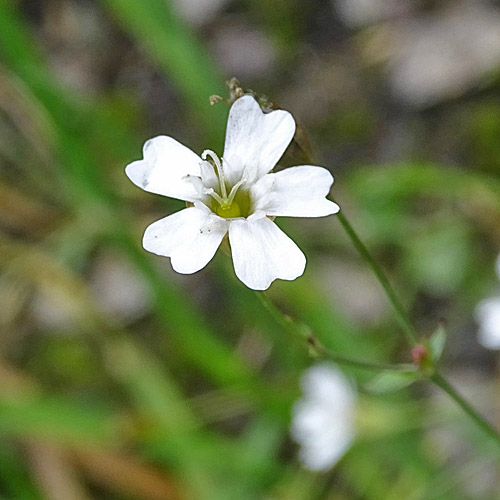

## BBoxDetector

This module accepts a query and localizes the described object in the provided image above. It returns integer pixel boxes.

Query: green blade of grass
[0,441,44,500]
[0,1,258,391]
[0,398,119,447]
[102,0,228,147]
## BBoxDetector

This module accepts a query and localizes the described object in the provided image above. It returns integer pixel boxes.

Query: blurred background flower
[291,363,356,471]
[476,255,500,350]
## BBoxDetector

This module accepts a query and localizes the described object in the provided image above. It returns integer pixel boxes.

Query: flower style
[475,255,500,349]
[125,95,339,290]
[291,363,356,471]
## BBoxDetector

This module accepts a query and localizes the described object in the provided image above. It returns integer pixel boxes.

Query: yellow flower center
[202,149,250,219]
[216,202,241,218]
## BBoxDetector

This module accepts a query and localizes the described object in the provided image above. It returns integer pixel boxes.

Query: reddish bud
[411,344,429,368]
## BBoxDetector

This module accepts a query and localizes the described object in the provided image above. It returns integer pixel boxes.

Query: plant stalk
[337,212,500,448]
[255,291,411,373]
[431,372,500,448]
[337,212,418,345]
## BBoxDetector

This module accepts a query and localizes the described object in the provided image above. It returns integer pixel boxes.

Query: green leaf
[429,323,447,363]
[365,370,420,394]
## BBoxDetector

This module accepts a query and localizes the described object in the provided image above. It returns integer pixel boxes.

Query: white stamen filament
[202,149,227,200]
[200,150,247,210]
[202,187,225,206]
[225,175,247,205]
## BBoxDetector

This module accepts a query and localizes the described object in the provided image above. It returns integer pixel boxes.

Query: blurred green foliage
[1,1,500,499]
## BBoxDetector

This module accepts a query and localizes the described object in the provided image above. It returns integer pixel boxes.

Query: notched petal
[252,166,340,218]
[229,216,306,290]
[223,96,296,184]
[125,136,203,202]
[143,207,228,274]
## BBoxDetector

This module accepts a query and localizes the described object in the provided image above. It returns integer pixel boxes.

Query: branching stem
[255,292,410,373]
[256,211,500,450]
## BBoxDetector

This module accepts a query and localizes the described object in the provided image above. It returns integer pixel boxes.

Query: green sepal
[429,323,447,364]
[365,368,421,394]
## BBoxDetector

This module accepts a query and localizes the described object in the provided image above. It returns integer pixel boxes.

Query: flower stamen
[226,177,246,206]
[200,151,248,218]
[202,149,228,200]
[202,187,225,206]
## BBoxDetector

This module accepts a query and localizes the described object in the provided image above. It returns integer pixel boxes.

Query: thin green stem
[255,291,410,372]
[258,287,500,448]
[431,372,500,449]
[337,211,500,447]
[337,212,418,345]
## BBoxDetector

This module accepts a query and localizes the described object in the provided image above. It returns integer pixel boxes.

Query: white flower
[125,95,339,290]
[291,363,356,471]
[475,255,500,349]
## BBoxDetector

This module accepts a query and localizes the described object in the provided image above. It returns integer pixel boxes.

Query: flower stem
[255,291,411,372]
[337,212,500,448]
[256,289,500,448]
[336,212,418,346]
[430,372,500,448]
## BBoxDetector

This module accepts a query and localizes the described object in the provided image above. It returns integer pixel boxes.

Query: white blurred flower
[291,363,356,471]
[475,255,500,350]
[126,95,339,290]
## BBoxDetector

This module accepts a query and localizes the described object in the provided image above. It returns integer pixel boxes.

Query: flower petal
[301,364,356,408]
[143,207,228,274]
[251,166,340,217]
[126,136,203,202]
[291,363,356,471]
[476,297,500,350]
[228,217,306,290]
[297,423,354,471]
[223,96,296,185]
